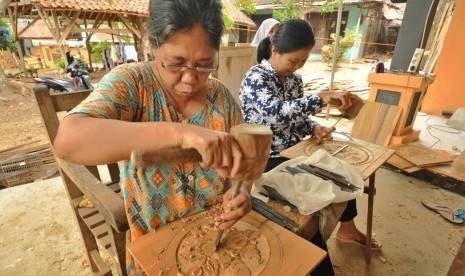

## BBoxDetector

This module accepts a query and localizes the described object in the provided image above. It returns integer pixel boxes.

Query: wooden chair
[32,84,128,275]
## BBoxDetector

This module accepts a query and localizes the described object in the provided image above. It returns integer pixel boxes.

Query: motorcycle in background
[33,60,93,92]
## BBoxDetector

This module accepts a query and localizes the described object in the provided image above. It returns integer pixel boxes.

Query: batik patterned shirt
[239,59,322,158]
[69,61,243,274]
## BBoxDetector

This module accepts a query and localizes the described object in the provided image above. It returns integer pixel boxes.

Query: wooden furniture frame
[32,84,128,275]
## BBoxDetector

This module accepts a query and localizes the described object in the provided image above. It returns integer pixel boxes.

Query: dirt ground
[0,60,463,275]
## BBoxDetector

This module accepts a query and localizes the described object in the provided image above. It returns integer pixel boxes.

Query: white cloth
[251,18,280,46]
[254,149,364,215]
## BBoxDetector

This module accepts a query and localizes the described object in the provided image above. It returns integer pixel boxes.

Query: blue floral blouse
[239,59,323,158]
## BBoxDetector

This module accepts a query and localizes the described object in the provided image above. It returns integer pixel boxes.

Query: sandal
[421,200,464,224]
[336,235,382,250]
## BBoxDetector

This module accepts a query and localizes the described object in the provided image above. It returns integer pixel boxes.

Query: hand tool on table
[214,180,243,251]
[331,144,349,156]
[251,196,299,229]
[297,163,360,192]
[130,123,273,249]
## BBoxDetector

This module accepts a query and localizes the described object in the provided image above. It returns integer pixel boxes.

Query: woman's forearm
[53,114,187,165]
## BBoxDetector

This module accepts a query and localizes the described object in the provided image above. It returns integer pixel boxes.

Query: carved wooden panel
[127,207,326,276]
[392,142,454,167]
[280,138,395,180]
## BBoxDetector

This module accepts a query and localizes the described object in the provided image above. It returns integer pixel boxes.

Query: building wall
[421,1,465,115]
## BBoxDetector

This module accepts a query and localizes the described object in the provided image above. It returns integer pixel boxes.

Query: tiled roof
[34,0,255,27]
[223,0,256,27]
[18,20,54,39]
[37,0,148,15]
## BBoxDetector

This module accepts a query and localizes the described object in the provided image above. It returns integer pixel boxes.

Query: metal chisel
[214,180,243,251]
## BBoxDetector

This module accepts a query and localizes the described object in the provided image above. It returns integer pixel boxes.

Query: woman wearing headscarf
[250,18,280,46]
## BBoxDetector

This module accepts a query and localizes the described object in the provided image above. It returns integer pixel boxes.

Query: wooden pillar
[52,11,68,66]
[7,6,27,75]
[134,17,148,61]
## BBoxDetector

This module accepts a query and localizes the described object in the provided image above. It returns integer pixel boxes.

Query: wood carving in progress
[280,138,395,180]
[127,205,326,276]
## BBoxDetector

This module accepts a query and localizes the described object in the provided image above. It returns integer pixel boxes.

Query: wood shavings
[78,195,94,208]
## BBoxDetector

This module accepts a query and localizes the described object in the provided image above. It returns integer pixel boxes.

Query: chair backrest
[32,84,127,275]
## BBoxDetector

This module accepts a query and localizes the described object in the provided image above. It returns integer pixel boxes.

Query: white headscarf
[251,18,280,47]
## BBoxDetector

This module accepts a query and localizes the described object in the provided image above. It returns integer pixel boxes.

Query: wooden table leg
[366,173,376,264]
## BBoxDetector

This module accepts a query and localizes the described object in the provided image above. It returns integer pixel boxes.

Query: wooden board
[127,208,326,276]
[394,142,454,167]
[280,138,395,180]
[387,153,422,173]
[350,101,402,146]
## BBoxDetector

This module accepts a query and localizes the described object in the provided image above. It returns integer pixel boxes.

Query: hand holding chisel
[215,180,244,251]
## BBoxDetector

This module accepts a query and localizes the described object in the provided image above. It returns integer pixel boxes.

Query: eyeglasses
[160,51,219,74]
[161,61,219,73]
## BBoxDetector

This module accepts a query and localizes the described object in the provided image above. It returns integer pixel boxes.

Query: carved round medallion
[303,141,373,165]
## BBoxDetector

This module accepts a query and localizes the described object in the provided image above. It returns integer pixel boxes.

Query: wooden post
[134,17,148,61]
[7,7,27,75]
[52,11,69,66]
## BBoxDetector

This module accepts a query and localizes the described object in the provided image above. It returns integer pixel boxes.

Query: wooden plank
[32,85,61,143]
[49,89,92,111]
[116,14,141,38]
[280,138,395,181]
[394,142,454,167]
[57,10,81,45]
[350,101,402,146]
[447,237,465,276]
[128,209,327,276]
[89,249,111,273]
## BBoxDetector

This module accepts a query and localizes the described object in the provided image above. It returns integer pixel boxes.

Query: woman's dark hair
[148,0,224,49]
[257,19,315,63]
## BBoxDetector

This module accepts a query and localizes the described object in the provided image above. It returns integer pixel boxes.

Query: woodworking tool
[130,124,273,250]
[297,163,359,192]
[251,197,299,230]
[131,123,272,182]
[331,144,349,156]
[214,180,243,251]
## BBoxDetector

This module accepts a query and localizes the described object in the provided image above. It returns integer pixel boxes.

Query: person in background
[239,19,381,275]
[250,18,280,47]
[53,0,252,274]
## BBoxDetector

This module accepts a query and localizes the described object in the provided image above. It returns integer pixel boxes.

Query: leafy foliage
[91,39,111,63]
[317,0,339,13]
[272,0,302,21]
[55,57,65,69]
[235,0,256,15]
[321,26,360,67]
[0,19,17,53]
[223,6,234,30]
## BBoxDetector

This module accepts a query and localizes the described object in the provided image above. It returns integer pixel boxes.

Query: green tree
[91,39,111,64]
[273,0,302,21]
[235,0,256,15]
[320,26,360,67]
[0,19,17,53]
